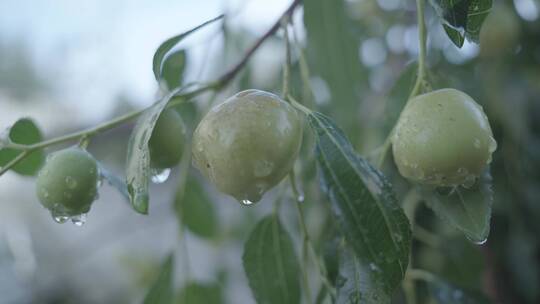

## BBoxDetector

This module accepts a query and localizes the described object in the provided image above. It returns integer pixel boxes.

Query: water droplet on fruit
[240,199,253,206]
[297,194,305,203]
[42,190,49,198]
[488,136,497,153]
[473,138,481,149]
[71,213,87,227]
[461,175,477,189]
[253,160,274,177]
[63,192,73,199]
[65,176,77,189]
[151,168,171,184]
[96,176,103,188]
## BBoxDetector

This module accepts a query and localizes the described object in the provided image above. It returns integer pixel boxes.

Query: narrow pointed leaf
[143,255,174,304]
[335,247,391,304]
[175,175,218,239]
[126,88,182,214]
[428,0,492,47]
[307,111,411,295]
[152,15,223,82]
[0,118,44,175]
[421,170,493,244]
[177,282,224,304]
[242,215,300,304]
[161,50,187,91]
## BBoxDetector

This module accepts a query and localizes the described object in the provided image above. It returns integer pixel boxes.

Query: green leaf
[421,170,493,244]
[175,175,217,239]
[428,277,491,303]
[428,0,493,47]
[98,164,130,203]
[242,215,301,304]
[126,88,182,214]
[0,118,44,175]
[303,0,365,131]
[162,50,187,91]
[152,15,223,83]
[176,282,223,304]
[443,25,465,48]
[307,111,411,295]
[143,255,174,304]
[335,247,391,304]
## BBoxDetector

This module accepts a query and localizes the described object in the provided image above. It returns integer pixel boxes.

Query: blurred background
[0,0,539,303]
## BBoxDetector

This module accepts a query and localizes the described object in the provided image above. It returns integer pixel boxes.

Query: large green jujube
[392,89,497,187]
[149,109,185,169]
[192,89,303,204]
[36,147,99,216]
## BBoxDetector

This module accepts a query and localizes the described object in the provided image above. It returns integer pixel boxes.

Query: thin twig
[0,0,303,177]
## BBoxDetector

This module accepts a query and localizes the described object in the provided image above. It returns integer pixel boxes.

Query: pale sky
[0,0,292,122]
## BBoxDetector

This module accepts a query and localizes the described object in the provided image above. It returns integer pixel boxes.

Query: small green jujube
[36,147,99,216]
[192,89,303,204]
[149,109,185,169]
[392,88,497,187]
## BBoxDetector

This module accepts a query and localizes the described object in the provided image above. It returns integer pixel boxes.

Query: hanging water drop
[297,194,305,203]
[71,213,87,226]
[52,213,69,224]
[151,168,171,184]
[240,199,253,206]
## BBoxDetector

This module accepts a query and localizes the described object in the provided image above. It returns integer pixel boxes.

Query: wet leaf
[176,282,223,304]
[428,0,493,47]
[242,215,301,304]
[0,118,44,175]
[143,255,174,304]
[307,111,411,296]
[421,170,493,244]
[175,175,217,239]
[152,15,223,83]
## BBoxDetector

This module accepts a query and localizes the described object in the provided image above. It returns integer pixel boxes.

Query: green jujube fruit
[192,89,303,204]
[392,88,497,187]
[36,147,99,216]
[149,109,185,169]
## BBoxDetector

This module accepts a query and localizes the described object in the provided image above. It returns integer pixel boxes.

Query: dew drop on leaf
[150,168,171,184]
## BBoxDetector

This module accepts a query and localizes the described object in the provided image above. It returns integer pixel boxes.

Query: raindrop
[151,168,171,184]
[471,237,487,245]
[71,213,87,227]
[96,176,103,188]
[240,199,253,206]
[461,175,477,189]
[65,176,77,189]
[253,160,274,178]
[52,214,69,224]
[63,192,73,199]
[369,263,380,272]
[473,138,481,149]
[42,190,50,198]
[488,136,497,153]
[297,194,305,203]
